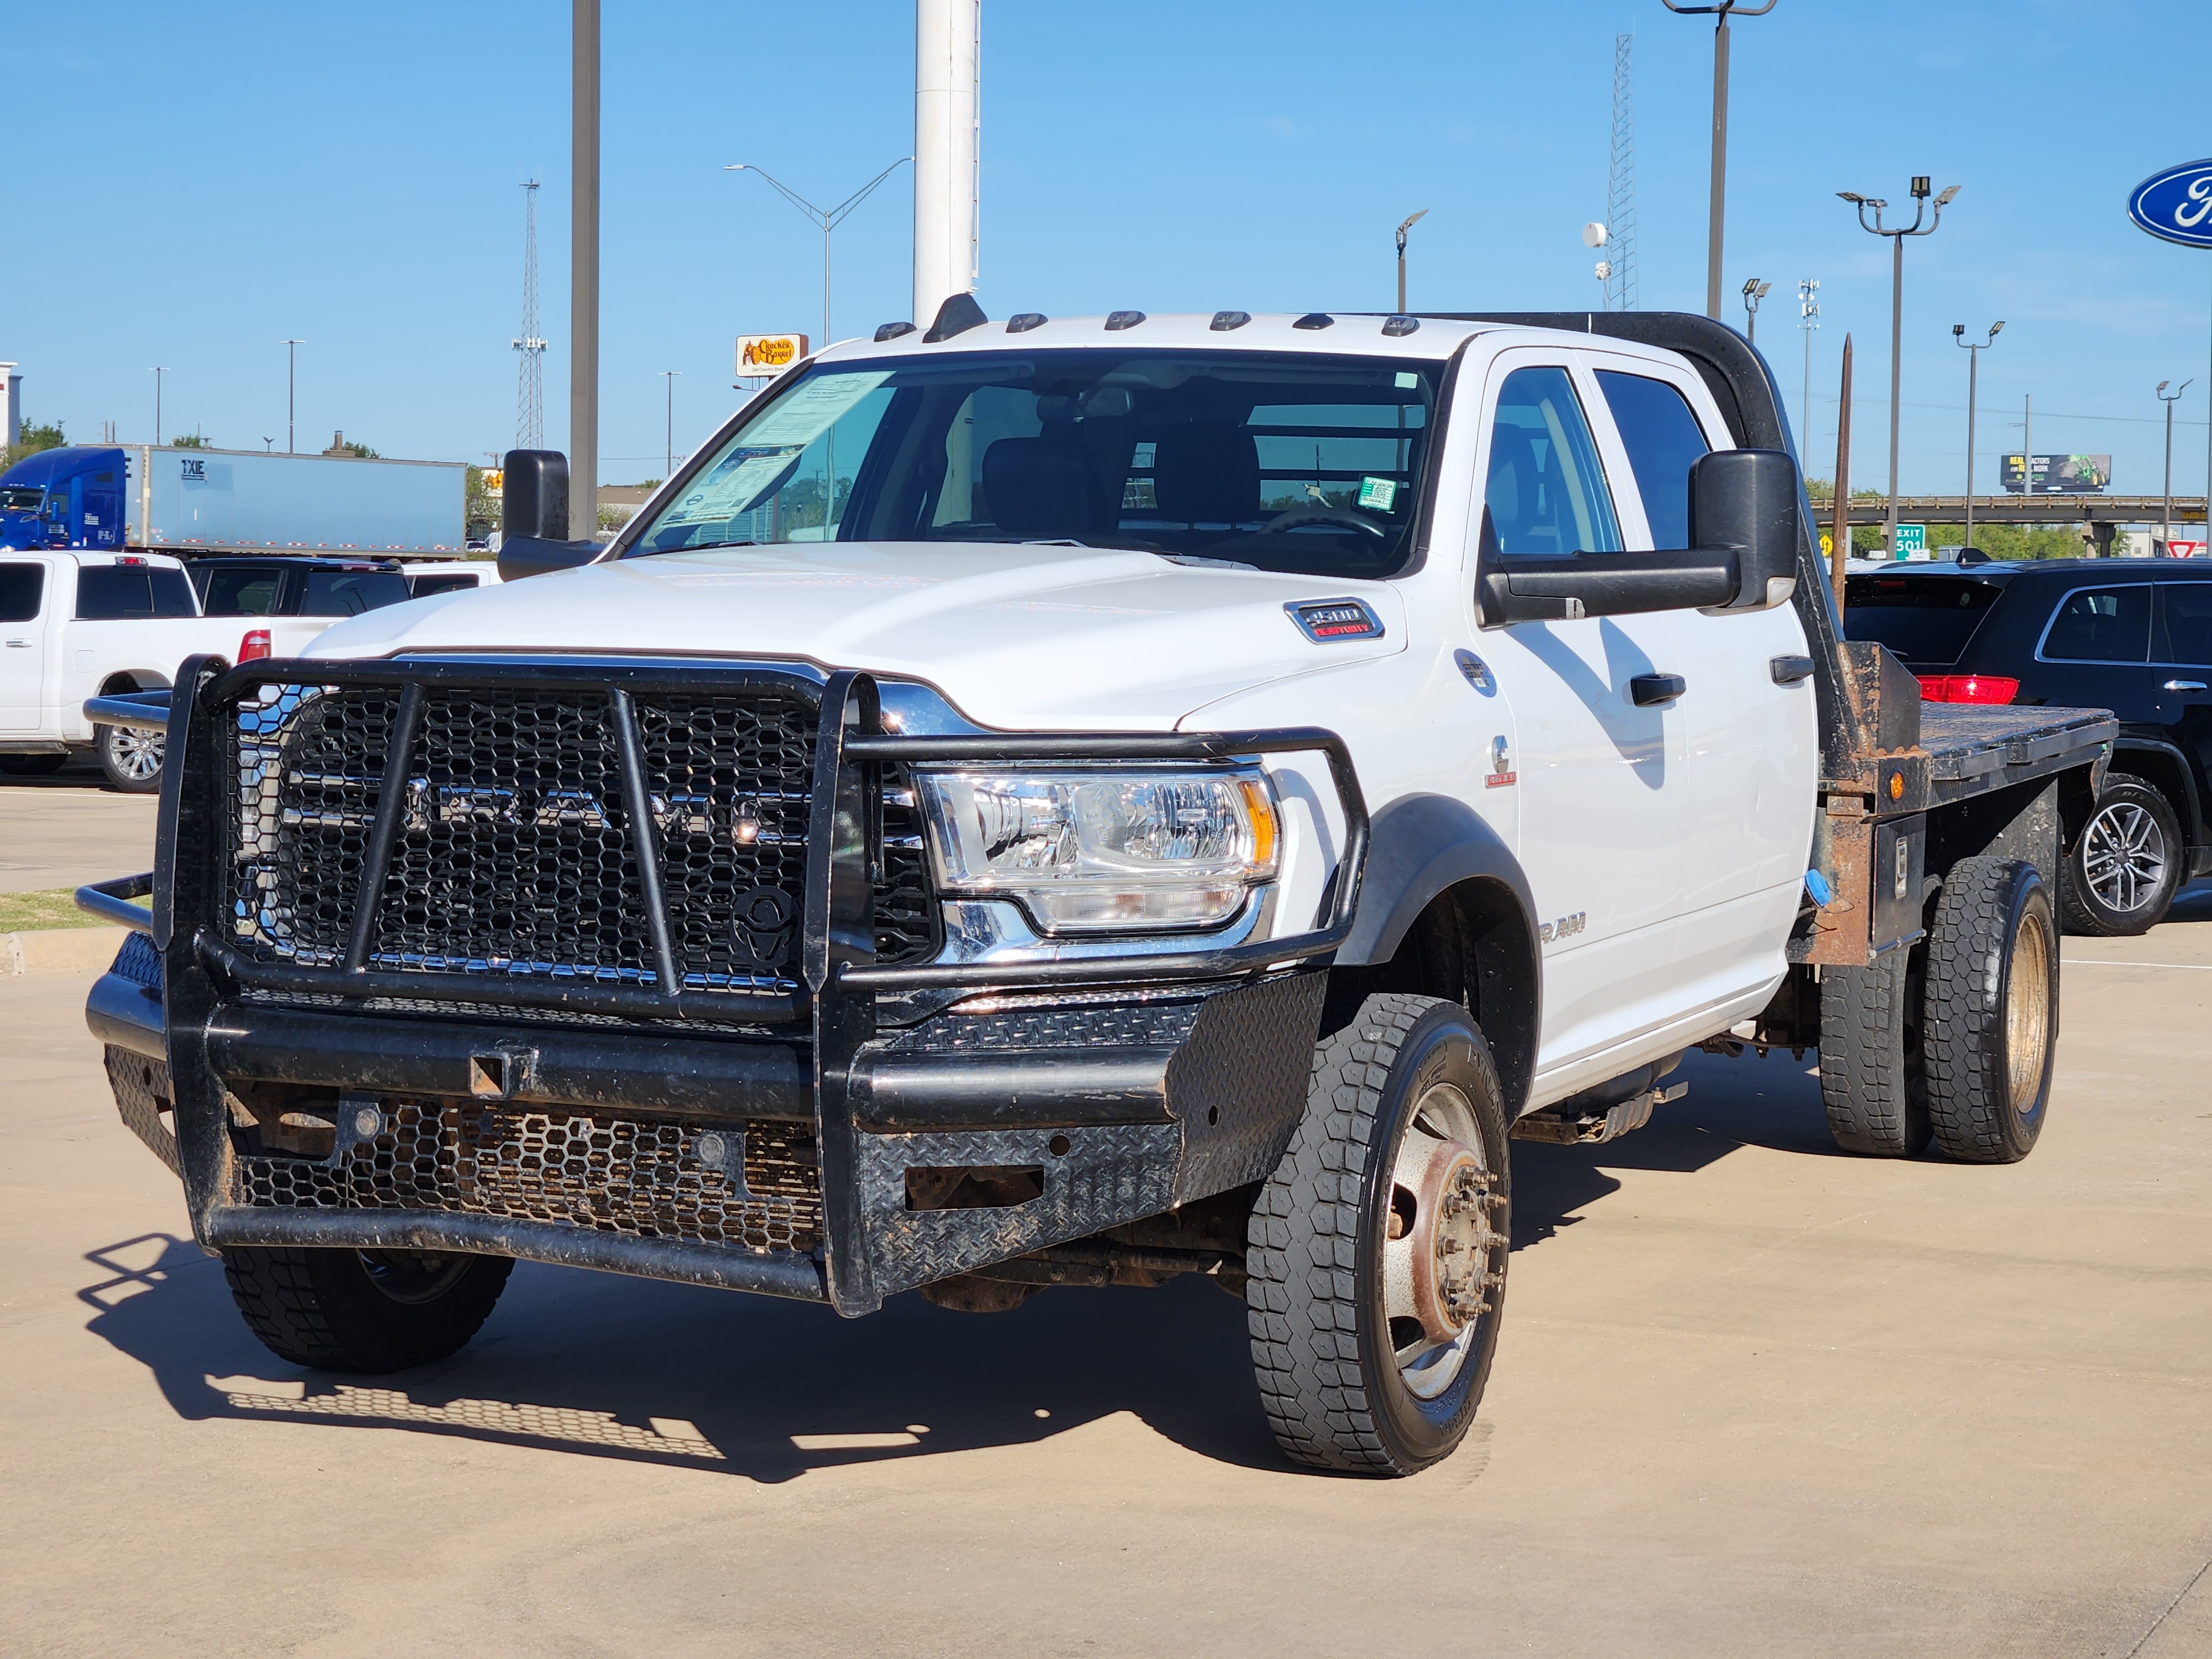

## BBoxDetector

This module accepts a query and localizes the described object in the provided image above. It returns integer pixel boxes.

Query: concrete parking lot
[3,779,2210,1657]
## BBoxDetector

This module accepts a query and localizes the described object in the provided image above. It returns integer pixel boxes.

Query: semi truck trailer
[0,445,466,559]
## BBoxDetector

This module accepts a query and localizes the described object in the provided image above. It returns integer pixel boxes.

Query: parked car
[80,309,2110,1478]
[0,550,335,789]
[1844,557,2212,932]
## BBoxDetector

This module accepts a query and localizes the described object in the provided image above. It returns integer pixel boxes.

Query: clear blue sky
[8,0,2209,497]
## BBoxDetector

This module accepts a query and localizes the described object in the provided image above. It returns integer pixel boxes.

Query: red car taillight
[1917,673,2018,705]
[238,628,272,663]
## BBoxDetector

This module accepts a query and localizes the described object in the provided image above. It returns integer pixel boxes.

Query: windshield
[0,486,44,513]
[623,349,1444,580]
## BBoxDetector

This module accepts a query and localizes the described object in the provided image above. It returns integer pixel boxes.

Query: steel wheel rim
[1379,1079,1503,1400]
[2080,800,2166,912]
[107,727,164,782]
[2004,909,2053,1119]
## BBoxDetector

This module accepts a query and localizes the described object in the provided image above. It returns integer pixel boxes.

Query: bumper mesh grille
[236,1100,822,1253]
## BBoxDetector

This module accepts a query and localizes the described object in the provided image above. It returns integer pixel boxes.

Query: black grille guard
[86,653,1370,1317]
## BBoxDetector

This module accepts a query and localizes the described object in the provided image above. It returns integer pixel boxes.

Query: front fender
[1337,793,1536,966]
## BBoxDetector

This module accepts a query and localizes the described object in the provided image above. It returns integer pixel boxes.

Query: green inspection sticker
[1357,476,1397,512]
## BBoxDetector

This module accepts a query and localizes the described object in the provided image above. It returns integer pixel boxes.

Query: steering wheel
[1260,504,1390,539]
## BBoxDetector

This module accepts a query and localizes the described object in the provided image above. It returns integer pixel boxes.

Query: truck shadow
[76,1047,1823,1483]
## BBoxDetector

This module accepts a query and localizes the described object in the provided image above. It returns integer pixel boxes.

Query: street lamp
[1839,176,1959,560]
[725,158,912,349]
[1396,208,1430,313]
[149,367,167,446]
[1662,0,1781,320]
[1797,278,1819,453]
[661,369,681,479]
[2158,378,2193,556]
[1953,321,2003,555]
[280,340,303,455]
[1740,276,1771,344]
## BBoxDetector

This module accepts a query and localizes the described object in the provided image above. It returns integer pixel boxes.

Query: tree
[171,432,211,449]
[463,464,499,552]
[337,439,380,460]
[1,417,64,473]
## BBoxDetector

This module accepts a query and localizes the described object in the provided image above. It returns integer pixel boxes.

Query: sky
[7,0,2211,500]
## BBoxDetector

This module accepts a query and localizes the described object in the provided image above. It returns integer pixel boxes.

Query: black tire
[2062,775,2183,936]
[1817,948,1932,1157]
[1922,857,2058,1164]
[0,753,68,776]
[94,722,164,793]
[220,1245,514,1372]
[1246,993,1511,1476]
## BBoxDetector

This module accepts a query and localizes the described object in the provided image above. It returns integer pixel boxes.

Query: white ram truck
[82,306,2111,1475]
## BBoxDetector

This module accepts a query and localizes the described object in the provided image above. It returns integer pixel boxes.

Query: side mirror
[1476,447,1800,626]
[496,448,603,582]
[1689,447,1798,612]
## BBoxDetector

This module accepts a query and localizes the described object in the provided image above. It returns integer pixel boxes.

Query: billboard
[735,333,809,377]
[2001,453,2111,494]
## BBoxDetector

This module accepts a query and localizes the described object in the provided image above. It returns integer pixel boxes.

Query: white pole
[914,0,979,327]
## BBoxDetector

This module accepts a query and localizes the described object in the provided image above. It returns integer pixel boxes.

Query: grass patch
[0,887,136,932]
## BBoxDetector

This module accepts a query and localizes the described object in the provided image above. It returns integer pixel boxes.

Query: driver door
[1464,353,1693,1089]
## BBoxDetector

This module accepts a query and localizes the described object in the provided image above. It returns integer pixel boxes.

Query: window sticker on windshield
[739,371,892,448]
[1395,371,1420,390]
[667,446,804,524]
[1357,476,1397,512]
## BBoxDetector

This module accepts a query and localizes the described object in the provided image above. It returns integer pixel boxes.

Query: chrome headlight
[914,768,1281,935]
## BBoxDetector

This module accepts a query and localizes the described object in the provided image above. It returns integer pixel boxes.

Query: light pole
[661,369,680,479]
[1662,0,1780,320]
[1952,321,2002,555]
[1740,276,1771,343]
[2159,378,2193,555]
[1840,176,1959,559]
[1396,209,1429,312]
[726,158,913,349]
[1797,277,1819,452]
[149,367,167,446]
[280,340,303,453]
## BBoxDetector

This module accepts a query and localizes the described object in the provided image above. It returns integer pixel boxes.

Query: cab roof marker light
[1293,313,1335,330]
[1006,312,1048,333]
[1209,310,1252,331]
[1381,315,1421,337]
[1104,310,1147,332]
[873,321,917,342]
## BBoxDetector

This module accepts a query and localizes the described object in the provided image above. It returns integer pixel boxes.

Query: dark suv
[186,556,412,620]
[1844,557,2212,933]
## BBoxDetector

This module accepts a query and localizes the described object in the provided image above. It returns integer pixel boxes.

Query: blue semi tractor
[0,444,466,557]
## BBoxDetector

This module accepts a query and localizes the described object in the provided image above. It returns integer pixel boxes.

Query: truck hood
[305,541,1405,729]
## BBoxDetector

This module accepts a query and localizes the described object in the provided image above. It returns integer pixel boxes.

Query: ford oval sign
[2128,158,2212,249]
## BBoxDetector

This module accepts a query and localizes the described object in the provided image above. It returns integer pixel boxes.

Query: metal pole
[1707,12,1728,320]
[281,340,302,454]
[2025,394,2032,500]
[1832,333,1853,614]
[150,368,165,447]
[2166,394,2174,555]
[824,221,833,349]
[662,371,679,477]
[571,0,601,542]
[1965,344,1976,553]
[1887,232,1902,559]
[1394,210,1426,315]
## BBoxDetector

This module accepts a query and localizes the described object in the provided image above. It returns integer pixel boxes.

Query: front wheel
[95,722,164,793]
[221,1245,514,1372]
[1246,993,1511,1476]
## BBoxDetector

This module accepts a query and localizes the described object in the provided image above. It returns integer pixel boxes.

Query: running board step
[1511,1081,1686,1146]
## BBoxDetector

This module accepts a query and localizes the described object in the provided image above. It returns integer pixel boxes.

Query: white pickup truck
[82,306,2112,1475]
[0,550,374,790]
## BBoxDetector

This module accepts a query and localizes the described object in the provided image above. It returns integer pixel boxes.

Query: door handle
[1630,672,1686,707]
[2163,680,2208,692]
[4,639,30,648]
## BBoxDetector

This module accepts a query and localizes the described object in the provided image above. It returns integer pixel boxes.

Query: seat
[980,438,1099,539]
[1151,425,1260,526]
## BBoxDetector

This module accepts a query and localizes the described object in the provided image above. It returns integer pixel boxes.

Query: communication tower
[513,179,546,451]
[1605,34,1638,312]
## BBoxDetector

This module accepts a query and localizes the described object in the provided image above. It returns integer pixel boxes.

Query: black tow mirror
[497,448,604,582]
[1476,447,1800,627]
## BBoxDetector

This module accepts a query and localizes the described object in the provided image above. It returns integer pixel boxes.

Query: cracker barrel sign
[735,333,808,376]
